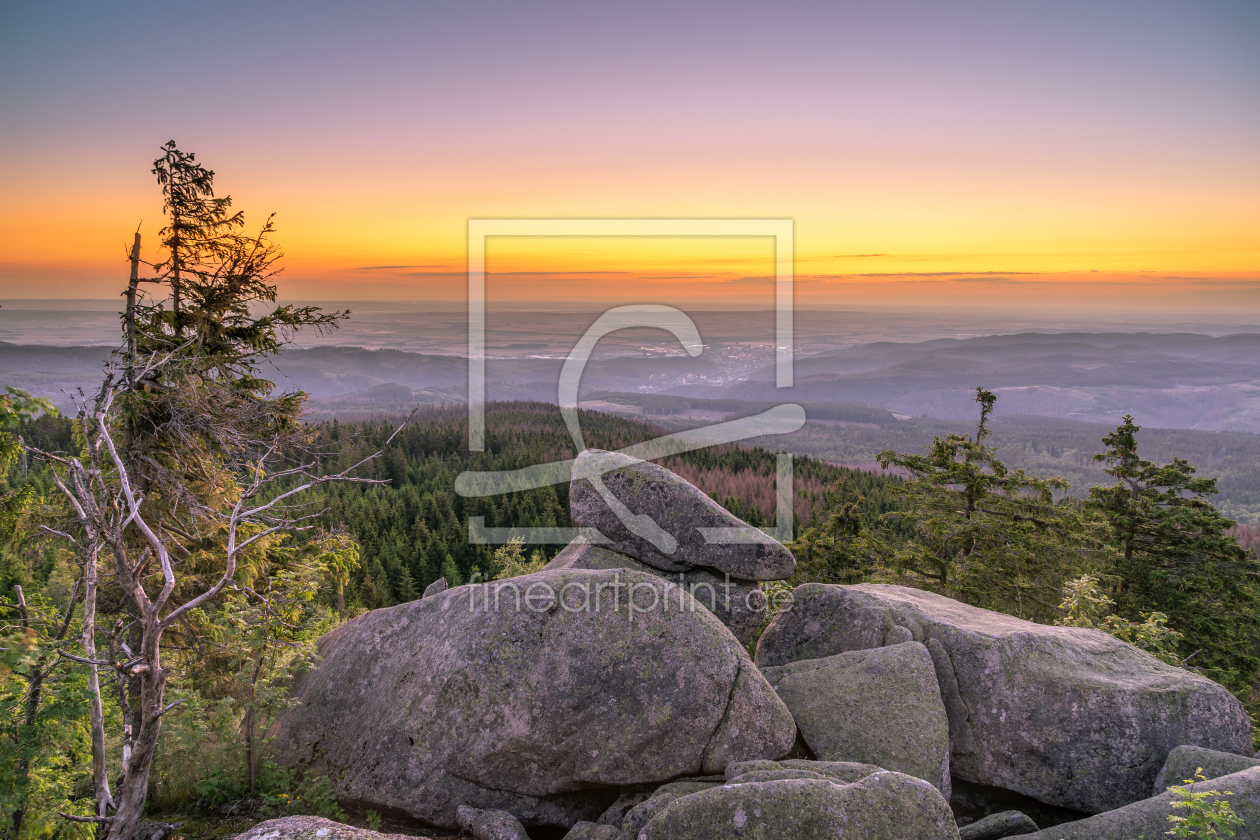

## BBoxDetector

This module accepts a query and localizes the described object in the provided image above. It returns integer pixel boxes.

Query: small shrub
[1057,574,1184,665]
[256,761,347,821]
[492,537,545,580]
[1165,769,1245,838]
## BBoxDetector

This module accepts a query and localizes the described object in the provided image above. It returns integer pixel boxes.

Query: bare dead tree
[29,348,398,840]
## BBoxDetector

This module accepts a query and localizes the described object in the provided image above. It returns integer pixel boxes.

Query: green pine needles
[876,387,1115,621]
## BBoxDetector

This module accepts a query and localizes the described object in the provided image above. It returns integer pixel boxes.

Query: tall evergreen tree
[27,142,380,840]
[1089,415,1260,690]
[878,388,1114,620]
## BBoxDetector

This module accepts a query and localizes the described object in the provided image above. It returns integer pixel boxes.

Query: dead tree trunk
[81,544,114,816]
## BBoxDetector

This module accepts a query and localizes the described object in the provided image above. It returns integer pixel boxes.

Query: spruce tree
[877,388,1114,620]
[1089,415,1260,689]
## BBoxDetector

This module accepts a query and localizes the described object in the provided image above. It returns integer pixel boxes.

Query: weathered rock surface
[1007,766,1260,839]
[639,771,960,840]
[958,811,1038,840]
[621,781,721,837]
[268,569,796,830]
[725,758,883,783]
[456,805,530,840]
[570,450,795,580]
[546,537,767,645]
[421,576,447,598]
[1154,743,1260,794]
[761,641,951,796]
[756,583,1253,813]
[233,817,424,840]
[564,822,626,840]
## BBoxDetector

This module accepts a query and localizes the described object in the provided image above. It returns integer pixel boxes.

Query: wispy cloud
[727,271,1045,284]
[851,271,1042,278]
[487,270,629,276]
[393,269,634,278]
[356,264,450,271]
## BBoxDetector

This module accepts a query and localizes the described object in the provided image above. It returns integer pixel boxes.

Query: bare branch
[58,813,115,824]
[39,525,80,546]
[57,650,114,667]
[155,699,186,717]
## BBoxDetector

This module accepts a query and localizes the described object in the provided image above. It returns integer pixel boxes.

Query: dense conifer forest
[7,401,899,614]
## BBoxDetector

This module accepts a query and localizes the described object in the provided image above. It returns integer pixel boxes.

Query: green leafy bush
[1165,769,1245,838]
[1057,574,1185,665]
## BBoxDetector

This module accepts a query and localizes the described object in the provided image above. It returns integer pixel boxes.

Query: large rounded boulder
[570,449,795,581]
[545,537,768,645]
[760,641,952,796]
[756,583,1253,815]
[268,569,796,830]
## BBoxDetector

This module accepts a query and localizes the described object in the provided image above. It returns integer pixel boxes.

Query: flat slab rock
[755,583,1253,814]
[267,568,796,831]
[638,770,960,840]
[1005,765,1260,840]
[233,817,427,840]
[569,449,795,581]
[761,641,951,796]
[546,537,767,645]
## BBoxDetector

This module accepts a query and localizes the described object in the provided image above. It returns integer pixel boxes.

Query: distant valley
[6,314,1260,524]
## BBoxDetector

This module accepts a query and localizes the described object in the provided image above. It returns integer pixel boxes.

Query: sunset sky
[1,1,1257,312]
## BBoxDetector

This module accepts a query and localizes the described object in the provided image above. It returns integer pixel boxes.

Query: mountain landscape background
[7,301,1259,525]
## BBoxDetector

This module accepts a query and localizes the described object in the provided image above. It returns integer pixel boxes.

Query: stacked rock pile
[257,450,1259,840]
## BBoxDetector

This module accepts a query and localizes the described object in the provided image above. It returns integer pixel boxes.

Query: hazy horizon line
[3,298,1260,320]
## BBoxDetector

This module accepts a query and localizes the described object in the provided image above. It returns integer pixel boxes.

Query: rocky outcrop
[756,583,1253,814]
[268,568,796,830]
[1154,744,1260,794]
[760,641,951,795]
[233,817,424,840]
[958,811,1039,840]
[420,576,447,598]
[638,771,960,840]
[569,450,795,580]
[1006,766,1260,839]
[546,537,767,645]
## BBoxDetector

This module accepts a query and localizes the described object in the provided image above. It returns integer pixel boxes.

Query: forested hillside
[8,401,897,615]
[623,404,1260,526]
